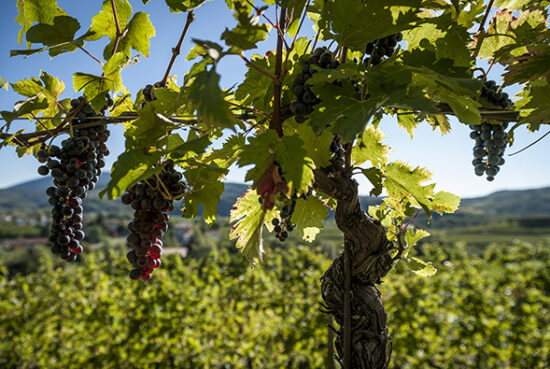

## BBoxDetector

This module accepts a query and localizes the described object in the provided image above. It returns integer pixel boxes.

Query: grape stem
[271,7,286,138]
[110,0,124,56]
[160,11,195,86]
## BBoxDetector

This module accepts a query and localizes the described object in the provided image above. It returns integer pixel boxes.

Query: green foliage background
[1,241,548,369]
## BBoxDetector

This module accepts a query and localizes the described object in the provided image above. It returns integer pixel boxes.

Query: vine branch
[110,0,123,56]
[240,54,277,81]
[161,11,195,86]
[271,7,286,138]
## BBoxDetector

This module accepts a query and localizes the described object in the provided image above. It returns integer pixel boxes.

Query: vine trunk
[314,170,394,369]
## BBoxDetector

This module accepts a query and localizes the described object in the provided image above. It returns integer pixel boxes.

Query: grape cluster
[364,33,402,67]
[142,84,156,102]
[481,80,511,109]
[321,136,346,174]
[121,161,186,280]
[37,97,110,261]
[272,195,297,242]
[469,122,508,181]
[290,47,339,123]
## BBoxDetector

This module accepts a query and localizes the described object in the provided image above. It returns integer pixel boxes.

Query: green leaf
[431,191,460,214]
[234,54,274,112]
[11,77,44,97]
[361,168,383,196]
[165,0,209,12]
[351,125,389,167]
[73,73,113,112]
[182,164,225,225]
[290,196,329,242]
[101,134,187,199]
[292,123,333,168]
[494,0,532,10]
[109,12,156,57]
[515,78,550,130]
[187,69,236,129]
[100,149,164,199]
[15,0,57,44]
[0,96,49,124]
[397,111,418,138]
[314,0,423,52]
[382,161,435,215]
[103,52,129,92]
[88,0,133,42]
[274,135,315,195]
[403,228,430,254]
[0,77,7,90]
[503,51,550,85]
[238,131,279,184]
[26,15,80,46]
[408,257,437,277]
[230,189,272,263]
[309,82,382,142]
[222,2,270,51]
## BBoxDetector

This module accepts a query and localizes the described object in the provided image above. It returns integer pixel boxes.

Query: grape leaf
[290,196,329,242]
[230,189,272,264]
[314,0,423,52]
[408,257,437,277]
[494,0,532,10]
[103,52,129,92]
[0,77,7,90]
[397,111,418,139]
[514,77,550,130]
[477,10,516,59]
[351,125,389,167]
[105,12,156,58]
[361,168,383,196]
[15,0,58,44]
[292,123,333,168]
[88,0,133,42]
[222,2,270,51]
[309,82,382,142]
[403,228,430,256]
[274,135,314,195]
[431,191,460,214]
[182,164,226,225]
[382,161,435,214]
[0,96,49,124]
[73,73,114,112]
[100,149,164,199]
[234,55,274,112]
[238,131,279,184]
[187,69,236,129]
[165,0,210,12]
[503,50,550,85]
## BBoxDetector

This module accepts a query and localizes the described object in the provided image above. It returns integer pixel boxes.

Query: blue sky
[0,0,548,198]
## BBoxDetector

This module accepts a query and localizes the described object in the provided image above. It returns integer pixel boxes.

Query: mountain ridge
[0,175,549,219]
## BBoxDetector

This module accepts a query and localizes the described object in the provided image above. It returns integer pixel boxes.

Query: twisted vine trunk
[314,169,394,369]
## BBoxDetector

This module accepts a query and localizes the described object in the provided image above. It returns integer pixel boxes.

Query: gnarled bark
[314,169,394,369]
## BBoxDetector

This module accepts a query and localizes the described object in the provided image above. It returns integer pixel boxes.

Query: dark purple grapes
[39,97,110,261]
[122,161,186,280]
[290,47,339,123]
[364,33,402,67]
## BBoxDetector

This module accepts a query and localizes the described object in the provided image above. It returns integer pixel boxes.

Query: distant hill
[1,175,549,222]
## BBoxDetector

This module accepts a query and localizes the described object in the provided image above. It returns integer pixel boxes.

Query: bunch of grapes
[481,79,511,109]
[290,47,340,123]
[321,136,346,174]
[364,33,402,67]
[470,122,508,181]
[37,97,110,261]
[121,161,186,280]
[469,80,512,181]
[142,84,156,102]
[272,195,298,242]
